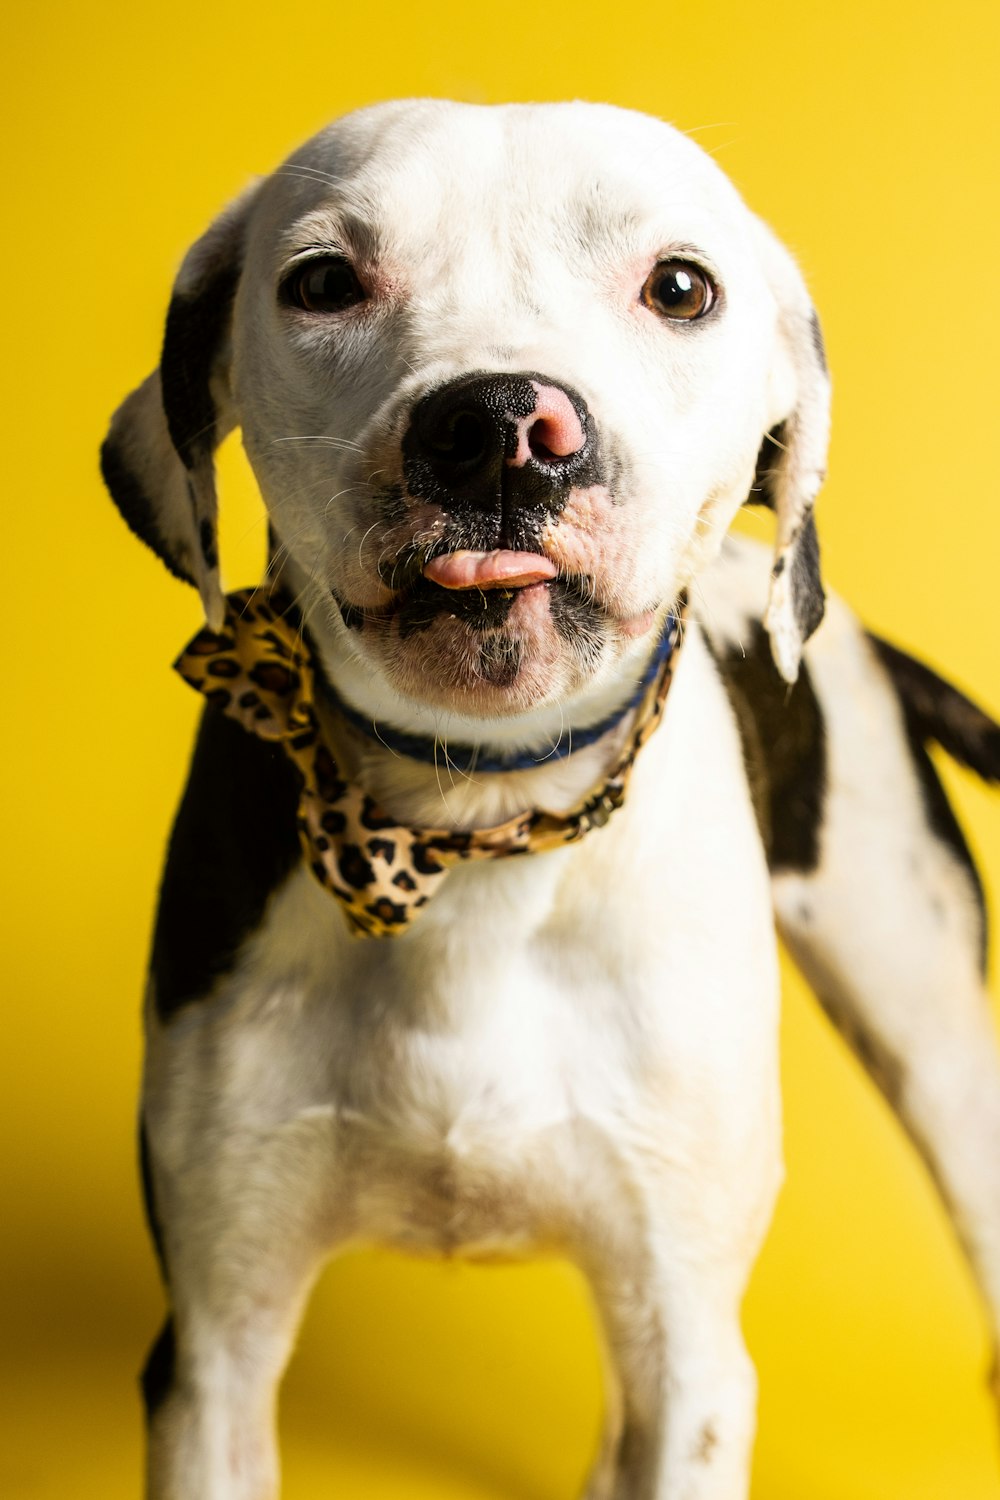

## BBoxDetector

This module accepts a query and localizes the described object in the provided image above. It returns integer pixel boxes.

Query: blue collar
[326,613,682,774]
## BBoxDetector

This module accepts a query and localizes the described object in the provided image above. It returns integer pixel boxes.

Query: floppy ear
[747,218,832,684]
[100,183,260,629]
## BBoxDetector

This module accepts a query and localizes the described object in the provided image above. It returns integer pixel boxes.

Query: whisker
[321,483,366,517]
[274,165,349,189]
[271,434,367,454]
[355,519,384,570]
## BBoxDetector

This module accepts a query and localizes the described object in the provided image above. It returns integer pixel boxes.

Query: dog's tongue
[423,550,558,591]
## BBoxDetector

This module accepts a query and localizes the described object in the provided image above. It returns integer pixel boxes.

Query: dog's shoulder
[693,535,988,926]
[149,705,303,1020]
[691,536,827,874]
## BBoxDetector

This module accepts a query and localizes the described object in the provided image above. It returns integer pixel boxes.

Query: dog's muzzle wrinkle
[402,371,600,540]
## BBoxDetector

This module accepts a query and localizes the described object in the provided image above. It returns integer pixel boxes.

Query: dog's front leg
[576,998,782,1500]
[585,1250,760,1500]
[582,1155,777,1500]
[142,1107,338,1500]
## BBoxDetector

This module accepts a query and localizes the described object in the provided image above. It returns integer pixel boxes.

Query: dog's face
[103,100,830,720]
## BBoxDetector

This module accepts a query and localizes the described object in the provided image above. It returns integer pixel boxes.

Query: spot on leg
[692,1420,718,1463]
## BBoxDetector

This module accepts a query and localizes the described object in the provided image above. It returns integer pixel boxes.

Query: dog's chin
[369,579,611,718]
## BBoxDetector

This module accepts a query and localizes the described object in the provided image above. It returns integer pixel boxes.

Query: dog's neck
[321,688,652,832]
[314,627,675,776]
[289,579,676,832]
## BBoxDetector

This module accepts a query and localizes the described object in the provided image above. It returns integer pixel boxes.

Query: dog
[101,99,1000,1499]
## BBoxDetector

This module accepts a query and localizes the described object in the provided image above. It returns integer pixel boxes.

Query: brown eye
[282,256,366,313]
[642,260,715,320]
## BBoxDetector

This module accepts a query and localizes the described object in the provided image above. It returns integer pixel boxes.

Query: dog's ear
[100,183,260,629]
[748,218,831,684]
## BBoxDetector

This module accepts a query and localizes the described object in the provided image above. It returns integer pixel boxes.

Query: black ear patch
[99,436,195,586]
[809,309,828,374]
[199,516,219,571]
[789,510,824,643]
[747,424,785,510]
[161,261,241,470]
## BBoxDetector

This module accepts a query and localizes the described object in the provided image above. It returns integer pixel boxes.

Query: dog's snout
[403,372,593,517]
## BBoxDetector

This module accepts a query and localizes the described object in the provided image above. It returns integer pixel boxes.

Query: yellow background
[4,2,1000,1496]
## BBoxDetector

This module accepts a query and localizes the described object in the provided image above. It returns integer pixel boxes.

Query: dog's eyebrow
[283,243,350,265]
[278,207,382,265]
[567,189,646,249]
[654,240,721,273]
[563,190,721,276]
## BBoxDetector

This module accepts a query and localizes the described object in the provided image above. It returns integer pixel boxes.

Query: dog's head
[103,100,829,728]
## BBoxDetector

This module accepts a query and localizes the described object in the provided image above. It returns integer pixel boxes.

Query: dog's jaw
[377,578,580,711]
[329,560,666,721]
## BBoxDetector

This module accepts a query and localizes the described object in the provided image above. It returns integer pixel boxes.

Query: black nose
[402,371,595,517]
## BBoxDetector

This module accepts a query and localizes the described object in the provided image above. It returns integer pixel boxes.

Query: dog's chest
[216,845,653,1258]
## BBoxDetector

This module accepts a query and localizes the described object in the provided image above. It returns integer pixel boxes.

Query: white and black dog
[102,99,1000,1500]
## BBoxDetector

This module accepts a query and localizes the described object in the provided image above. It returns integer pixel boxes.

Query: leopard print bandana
[175,590,685,938]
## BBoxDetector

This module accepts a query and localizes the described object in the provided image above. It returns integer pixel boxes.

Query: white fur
[116,101,1000,1500]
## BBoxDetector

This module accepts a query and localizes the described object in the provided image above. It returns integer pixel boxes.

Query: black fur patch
[141,1318,176,1418]
[548,578,603,653]
[870,634,989,969]
[711,621,827,872]
[99,439,195,586]
[389,572,605,646]
[199,517,219,571]
[375,482,409,524]
[746,424,784,510]
[478,636,522,685]
[150,707,302,1020]
[869,637,1000,782]
[790,511,825,643]
[396,580,520,638]
[161,261,241,469]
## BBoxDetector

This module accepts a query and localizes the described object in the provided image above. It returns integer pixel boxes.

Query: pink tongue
[423,550,558,591]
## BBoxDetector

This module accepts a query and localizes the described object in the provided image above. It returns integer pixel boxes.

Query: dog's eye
[282,256,366,313]
[642,261,715,321]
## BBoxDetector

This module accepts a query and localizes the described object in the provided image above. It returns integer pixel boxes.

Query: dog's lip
[421,549,559,592]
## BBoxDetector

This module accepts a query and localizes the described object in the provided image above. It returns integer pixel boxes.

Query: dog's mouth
[334,530,659,639]
[328,540,603,700]
[328,518,660,711]
[342,549,601,641]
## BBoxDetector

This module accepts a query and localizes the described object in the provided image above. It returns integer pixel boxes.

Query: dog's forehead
[254,100,752,269]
